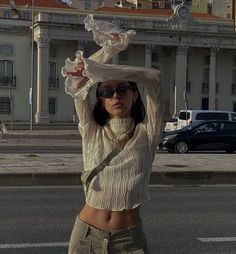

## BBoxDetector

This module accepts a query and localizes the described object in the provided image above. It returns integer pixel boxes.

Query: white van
[178,110,236,128]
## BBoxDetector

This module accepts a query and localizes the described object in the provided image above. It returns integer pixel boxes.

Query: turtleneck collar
[108,118,135,140]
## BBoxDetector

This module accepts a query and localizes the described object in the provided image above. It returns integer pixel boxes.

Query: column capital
[210,47,220,56]
[176,45,188,55]
[145,44,154,54]
[35,37,50,48]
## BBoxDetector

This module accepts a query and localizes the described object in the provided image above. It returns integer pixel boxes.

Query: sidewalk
[0,129,236,186]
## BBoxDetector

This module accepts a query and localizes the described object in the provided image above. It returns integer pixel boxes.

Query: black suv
[160,120,236,153]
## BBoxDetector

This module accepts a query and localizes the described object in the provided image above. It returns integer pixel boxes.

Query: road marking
[0,242,68,249]
[0,186,82,190]
[198,237,236,242]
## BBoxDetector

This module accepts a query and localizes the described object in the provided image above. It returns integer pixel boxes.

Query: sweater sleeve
[62,38,135,135]
[83,59,164,146]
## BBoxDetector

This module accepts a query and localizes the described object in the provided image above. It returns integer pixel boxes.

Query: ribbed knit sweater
[61,15,164,211]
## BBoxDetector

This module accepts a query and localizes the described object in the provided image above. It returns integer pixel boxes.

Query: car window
[195,122,217,132]
[179,112,190,120]
[181,121,203,131]
[231,113,236,121]
[222,122,236,131]
[195,112,228,120]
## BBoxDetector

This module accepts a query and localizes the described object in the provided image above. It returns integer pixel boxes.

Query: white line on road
[0,186,82,190]
[198,237,236,242]
[0,242,68,249]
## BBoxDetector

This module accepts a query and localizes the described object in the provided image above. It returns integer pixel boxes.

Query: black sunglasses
[99,85,133,99]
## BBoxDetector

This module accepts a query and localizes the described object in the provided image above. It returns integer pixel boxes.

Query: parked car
[160,120,236,153]
[177,110,236,129]
[164,117,178,132]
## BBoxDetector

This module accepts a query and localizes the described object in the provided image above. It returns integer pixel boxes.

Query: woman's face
[100,80,138,119]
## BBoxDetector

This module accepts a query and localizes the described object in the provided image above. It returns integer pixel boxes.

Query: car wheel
[174,141,189,153]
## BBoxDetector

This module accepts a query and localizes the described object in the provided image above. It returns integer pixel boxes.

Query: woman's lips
[112,102,123,108]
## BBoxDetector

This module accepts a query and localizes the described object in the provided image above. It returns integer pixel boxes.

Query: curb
[1,171,236,187]
[0,146,82,153]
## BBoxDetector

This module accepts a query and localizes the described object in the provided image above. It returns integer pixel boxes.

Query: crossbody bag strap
[83,147,121,193]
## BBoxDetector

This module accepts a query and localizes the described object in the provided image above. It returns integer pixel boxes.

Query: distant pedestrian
[62,14,164,254]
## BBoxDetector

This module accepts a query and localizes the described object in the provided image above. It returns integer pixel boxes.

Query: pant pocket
[76,239,92,254]
[69,238,92,254]
[68,217,91,254]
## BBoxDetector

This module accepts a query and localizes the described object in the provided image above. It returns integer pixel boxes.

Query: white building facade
[1,2,236,124]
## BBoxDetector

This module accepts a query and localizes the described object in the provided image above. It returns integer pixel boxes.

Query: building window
[159,1,165,8]
[203,55,210,66]
[201,97,209,110]
[3,10,10,18]
[48,97,56,115]
[0,45,13,56]
[202,82,209,94]
[226,13,231,19]
[85,0,91,9]
[48,62,58,89]
[202,68,209,94]
[186,81,191,93]
[22,11,30,20]
[232,84,236,95]
[0,97,11,114]
[98,0,103,7]
[233,102,236,113]
[207,3,212,14]
[216,83,219,95]
[0,60,14,87]
[152,52,158,62]
[153,1,158,9]
[186,69,191,93]
[233,57,236,66]
[138,3,142,8]
[232,70,236,94]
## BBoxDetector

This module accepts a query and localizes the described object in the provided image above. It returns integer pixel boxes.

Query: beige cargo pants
[68,216,150,254]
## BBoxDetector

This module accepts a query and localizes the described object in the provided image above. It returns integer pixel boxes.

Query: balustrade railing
[35,13,235,34]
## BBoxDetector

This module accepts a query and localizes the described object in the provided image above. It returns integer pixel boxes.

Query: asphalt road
[0,186,236,254]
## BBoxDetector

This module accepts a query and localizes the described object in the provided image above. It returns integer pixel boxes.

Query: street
[0,186,236,254]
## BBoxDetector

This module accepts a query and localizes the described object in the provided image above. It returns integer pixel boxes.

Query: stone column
[35,37,50,124]
[145,44,152,68]
[162,47,173,117]
[174,46,188,116]
[209,47,217,110]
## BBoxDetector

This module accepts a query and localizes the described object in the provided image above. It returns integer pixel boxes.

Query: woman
[62,15,163,254]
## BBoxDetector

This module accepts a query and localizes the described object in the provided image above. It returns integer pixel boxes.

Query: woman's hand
[65,61,89,89]
[111,33,124,42]
[66,61,85,77]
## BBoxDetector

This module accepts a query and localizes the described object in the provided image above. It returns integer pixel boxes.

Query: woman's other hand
[66,61,85,77]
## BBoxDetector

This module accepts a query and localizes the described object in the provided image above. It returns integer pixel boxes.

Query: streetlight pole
[30,0,35,130]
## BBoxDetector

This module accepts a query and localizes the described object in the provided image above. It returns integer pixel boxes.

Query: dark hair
[93,81,146,126]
